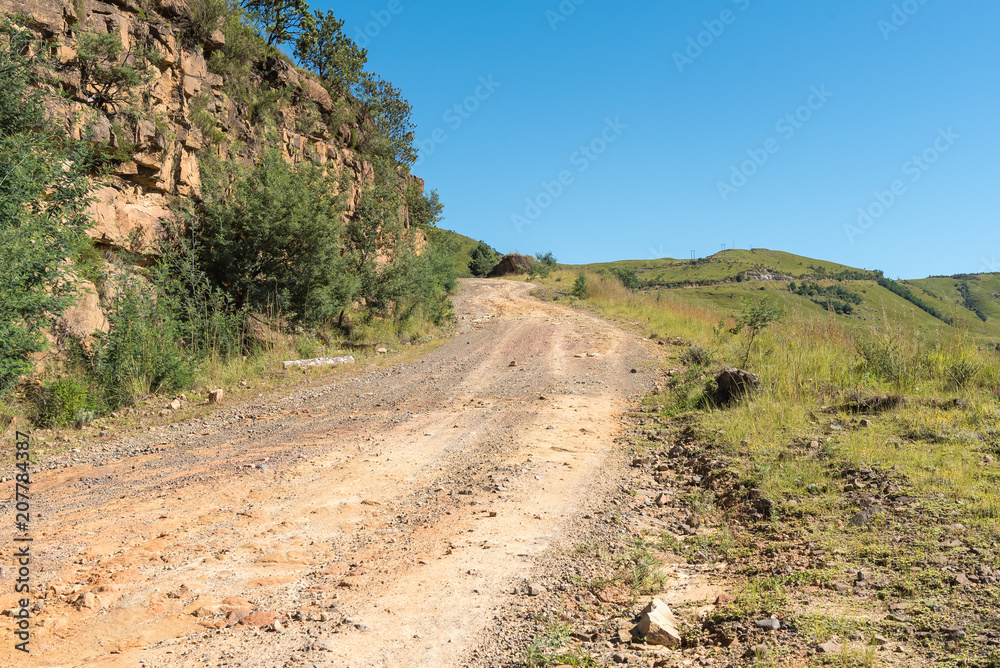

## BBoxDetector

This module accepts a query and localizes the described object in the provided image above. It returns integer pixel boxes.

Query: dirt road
[1,279,655,667]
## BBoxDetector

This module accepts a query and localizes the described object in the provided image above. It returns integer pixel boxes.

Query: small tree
[528,252,556,279]
[405,185,443,229]
[535,251,557,267]
[729,296,783,368]
[352,72,416,165]
[572,272,588,299]
[241,0,313,47]
[0,22,97,397]
[294,10,367,93]
[76,31,158,115]
[468,241,498,278]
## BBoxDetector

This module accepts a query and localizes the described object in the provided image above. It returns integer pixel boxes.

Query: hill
[563,249,1000,345]
[426,227,480,278]
[520,249,1000,667]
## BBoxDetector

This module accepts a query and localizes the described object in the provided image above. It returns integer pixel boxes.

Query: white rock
[635,598,681,647]
[282,355,355,369]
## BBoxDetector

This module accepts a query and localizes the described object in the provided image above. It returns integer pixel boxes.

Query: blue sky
[316,1,1000,278]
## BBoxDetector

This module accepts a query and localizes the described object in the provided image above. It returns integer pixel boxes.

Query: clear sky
[315,0,1000,279]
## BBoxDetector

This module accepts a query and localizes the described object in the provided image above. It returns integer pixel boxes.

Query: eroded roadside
[0,279,655,667]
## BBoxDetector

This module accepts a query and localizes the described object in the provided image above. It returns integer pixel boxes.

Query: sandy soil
[0,279,655,667]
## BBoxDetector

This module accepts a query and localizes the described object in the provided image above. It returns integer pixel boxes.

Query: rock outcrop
[714,367,760,404]
[488,254,535,277]
[2,0,424,345]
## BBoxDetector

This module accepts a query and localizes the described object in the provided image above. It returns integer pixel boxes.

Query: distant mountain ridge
[564,249,1000,343]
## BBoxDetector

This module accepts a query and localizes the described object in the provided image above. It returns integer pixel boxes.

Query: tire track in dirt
[0,279,655,667]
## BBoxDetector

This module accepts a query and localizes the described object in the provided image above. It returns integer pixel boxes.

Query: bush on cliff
[0,21,97,399]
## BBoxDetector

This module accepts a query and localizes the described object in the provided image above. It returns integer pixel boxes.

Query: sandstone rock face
[2,0,426,365]
[5,0,68,35]
[301,78,334,114]
[87,187,171,253]
[57,280,109,348]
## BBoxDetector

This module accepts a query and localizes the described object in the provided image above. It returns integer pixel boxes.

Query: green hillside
[910,274,1000,333]
[569,248,875,285]
[426,227,480,278]
[565,249,1000,345]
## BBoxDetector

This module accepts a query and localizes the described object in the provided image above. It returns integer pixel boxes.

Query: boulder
[714,367,760,404]
[158,0,190,19]
[488,253,535,277]
[301,78,334,114]
[57,280,109,348]
[204,28,226,52]
[266,58,300,88]
[634,598,681,647]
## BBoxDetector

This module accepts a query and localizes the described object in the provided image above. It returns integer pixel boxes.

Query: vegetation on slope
[0,2,456,428]
[527,268,1000,665]
[0,20,100,398]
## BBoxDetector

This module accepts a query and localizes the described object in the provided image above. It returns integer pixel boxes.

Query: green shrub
[469,241,499,278]
[405,185,443,229]
[608,266,641,291]
[346,181,415,320]
[682,345,716,367]
[189,91,226,144]
[528,262,551,279]
[0,21,97,398]
[572,272,588,299]
[76,31,157,116]
[946,358,981,389]
[192,148,351,327]
[186,0,230,45]
[27,377,97,428]
[395,231,458,328]
[208,4,275,108]
[856,333,904,385]
[93,270,197,410]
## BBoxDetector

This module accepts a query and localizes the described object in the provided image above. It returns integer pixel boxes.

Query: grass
[522,615,599,667]
[518,262,1000,666]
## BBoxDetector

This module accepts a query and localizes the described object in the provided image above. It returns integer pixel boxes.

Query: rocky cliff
[3,0,424,345]
[3,0,422,247]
